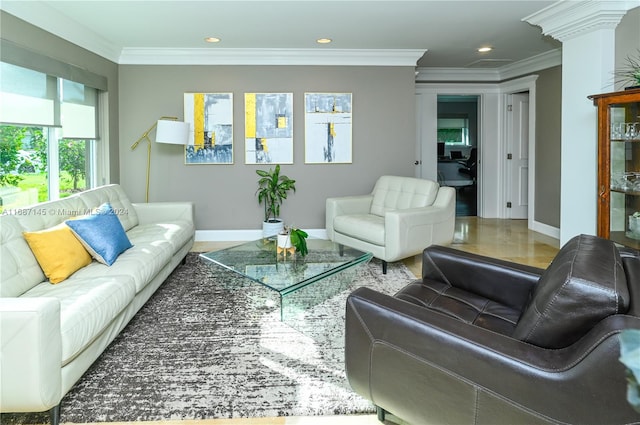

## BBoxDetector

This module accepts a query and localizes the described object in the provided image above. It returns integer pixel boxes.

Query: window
[437,118,470,146]
[0,62,100,210]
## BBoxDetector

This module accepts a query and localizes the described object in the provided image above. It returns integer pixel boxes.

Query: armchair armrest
[0,297,62,412]
[345,287,640,425]
[422,245,543,310]
[133,202,195,226]
[325,195,373,240]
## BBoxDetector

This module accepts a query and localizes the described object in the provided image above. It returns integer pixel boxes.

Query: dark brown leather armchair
[345,234,640,424]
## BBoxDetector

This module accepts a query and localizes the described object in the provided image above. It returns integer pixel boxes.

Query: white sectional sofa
[0,184,195,423]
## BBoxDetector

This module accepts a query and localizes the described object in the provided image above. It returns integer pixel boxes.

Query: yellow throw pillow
[23,223,92,284]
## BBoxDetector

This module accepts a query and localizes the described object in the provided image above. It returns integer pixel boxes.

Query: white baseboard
[195,228,328,242]
[531,220,560,240]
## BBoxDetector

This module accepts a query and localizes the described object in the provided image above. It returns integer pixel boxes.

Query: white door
[506,93,529,219]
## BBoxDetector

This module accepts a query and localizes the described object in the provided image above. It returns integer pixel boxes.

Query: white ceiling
[1,0,562,68]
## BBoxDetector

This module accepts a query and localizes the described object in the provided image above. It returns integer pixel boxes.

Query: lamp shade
[155,120,189,145]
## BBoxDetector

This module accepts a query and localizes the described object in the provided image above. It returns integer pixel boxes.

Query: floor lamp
[131,116,190,202]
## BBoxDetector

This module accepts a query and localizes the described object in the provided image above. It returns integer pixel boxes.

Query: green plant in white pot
[277,226,309,257]
[256,164,296,238]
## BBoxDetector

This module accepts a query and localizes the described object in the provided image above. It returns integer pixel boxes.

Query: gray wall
[118,65,417,230]
[534,66,562,228]
[0,11,120,184]
[616,7,640,90]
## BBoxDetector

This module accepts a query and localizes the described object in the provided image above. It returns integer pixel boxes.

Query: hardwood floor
[96,218,559,425]
[193,217,560,276]
[401,216,560,276]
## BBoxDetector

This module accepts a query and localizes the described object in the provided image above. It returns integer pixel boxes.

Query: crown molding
[523,0,639,42]
[415,67,500,82]
[415,48,562,82]
[498,48,562,80]
[1,1,121,62]
[118,48,427,66]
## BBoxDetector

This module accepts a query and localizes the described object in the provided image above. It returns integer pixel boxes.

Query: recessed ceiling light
[316,38,332,44]
[478,47,492,53]
[205,37,221,43]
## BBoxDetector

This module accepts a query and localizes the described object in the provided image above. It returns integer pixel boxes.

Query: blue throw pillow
[66,203,133,266]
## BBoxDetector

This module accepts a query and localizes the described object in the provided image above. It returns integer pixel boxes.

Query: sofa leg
[382,260,387,274]
[339,244,344,256]
[50,404,61,425]
[376,406,386,422]
[181,255,187,266]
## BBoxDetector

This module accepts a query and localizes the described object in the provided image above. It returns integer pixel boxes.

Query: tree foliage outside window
[0,124,87,201]
[0,126,26,187]
[438,128,465,145]
[59,140,86,191]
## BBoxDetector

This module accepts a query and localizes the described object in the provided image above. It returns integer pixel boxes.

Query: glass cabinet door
[608,98,640,248]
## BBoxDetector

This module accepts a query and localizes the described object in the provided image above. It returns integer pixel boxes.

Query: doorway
[437,95,479,216]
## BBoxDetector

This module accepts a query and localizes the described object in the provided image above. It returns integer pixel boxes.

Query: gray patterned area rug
[3,253,415,423]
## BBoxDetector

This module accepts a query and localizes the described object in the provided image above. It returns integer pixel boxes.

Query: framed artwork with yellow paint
[244,92,293,164]
[304,93,352,164]
[184,93,233,164]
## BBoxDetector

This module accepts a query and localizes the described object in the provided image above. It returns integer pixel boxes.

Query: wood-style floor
[72,218,561,425]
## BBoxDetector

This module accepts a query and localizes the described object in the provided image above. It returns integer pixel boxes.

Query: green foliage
[620,329,640,413]
[0,124,86,195]
[59,140,86,190]
[289,228,308,256]
[256,164,296,222]
[615,49,640,89]
[29,127,47,172]
[0,126,26,187]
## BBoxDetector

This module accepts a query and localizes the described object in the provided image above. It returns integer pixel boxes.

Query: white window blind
[61,79,97,139]
[0,62,57,126]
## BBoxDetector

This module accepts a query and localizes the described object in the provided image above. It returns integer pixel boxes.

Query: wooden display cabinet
[589,88,640,249]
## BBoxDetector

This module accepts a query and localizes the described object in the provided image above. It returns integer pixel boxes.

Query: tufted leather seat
[345,234,640,424]
[326,176,456,273]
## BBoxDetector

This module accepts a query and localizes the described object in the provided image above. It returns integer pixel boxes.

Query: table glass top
[200,238,372,295]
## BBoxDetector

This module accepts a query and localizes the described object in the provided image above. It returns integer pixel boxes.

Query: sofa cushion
[126,220,195,254]
[75,184,139,231]
[23,223,92,284]
[70,223,181,294]
[10,184,138,236]
[13,196,86,232]
[0,215,46,297]
[66,203,133,266]
[370,176,439,217]
[334,214,385,246]
[396,280,521,336]
[512,234,629,349]
[22,275,137,364]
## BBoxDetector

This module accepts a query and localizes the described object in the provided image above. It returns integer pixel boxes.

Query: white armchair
[326,176,456,273]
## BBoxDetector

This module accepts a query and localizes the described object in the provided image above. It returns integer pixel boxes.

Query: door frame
[416,75,538,224]
[499,76,538,229]
[505,92,530,220]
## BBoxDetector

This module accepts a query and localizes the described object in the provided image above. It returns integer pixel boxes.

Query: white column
[524,0,638,245]
[560,29,616,244]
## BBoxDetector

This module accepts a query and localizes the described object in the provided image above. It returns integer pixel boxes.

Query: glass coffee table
[200,238,372,327]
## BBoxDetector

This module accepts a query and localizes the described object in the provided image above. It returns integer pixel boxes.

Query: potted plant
[615,49,640,90]
[256,164,296,237]
[277,226,308,257]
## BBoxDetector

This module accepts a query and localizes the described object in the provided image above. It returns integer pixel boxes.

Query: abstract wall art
[184,92,233,165]
[304,93,352,164]
[244,92,294,164]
